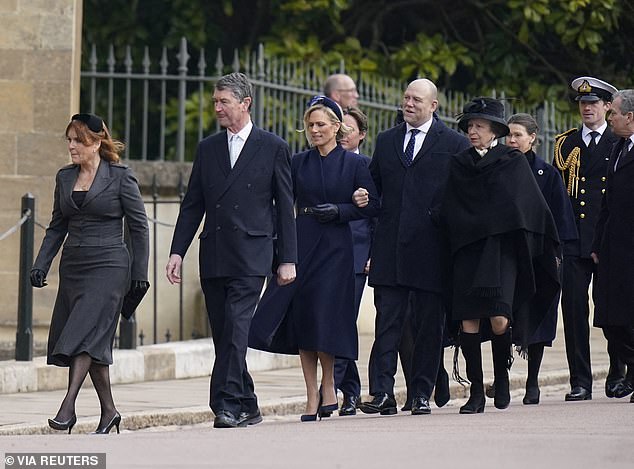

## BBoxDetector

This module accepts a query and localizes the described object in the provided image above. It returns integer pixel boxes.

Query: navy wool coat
[368,116,469,292]
[350,153,376,274]
[249,146,379,359]
[592,139,634,326]
[521,150,578,346]
[169,126,297,277]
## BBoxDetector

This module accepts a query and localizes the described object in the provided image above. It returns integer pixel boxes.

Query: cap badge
[578,80,592,93]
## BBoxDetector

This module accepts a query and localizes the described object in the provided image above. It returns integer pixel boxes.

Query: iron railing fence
[81,38,577,163]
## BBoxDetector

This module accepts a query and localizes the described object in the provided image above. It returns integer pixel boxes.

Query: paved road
[2,384,633,469]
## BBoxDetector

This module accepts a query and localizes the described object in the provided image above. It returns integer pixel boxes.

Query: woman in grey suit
[31,114,149,434]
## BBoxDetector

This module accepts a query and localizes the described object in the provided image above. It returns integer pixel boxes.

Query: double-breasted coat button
[247,183,252,188]
[580,201,586,206]
[215,204,221,209]
[234,205,239,210]
[602,189,606,194]
[601,176,606,181]
[580,189,586,194]
[580,214,586,219]
[581,177,586,182]
[216,226,221,231]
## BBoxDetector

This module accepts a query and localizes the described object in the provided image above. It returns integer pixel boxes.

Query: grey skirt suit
[33,159,149,367]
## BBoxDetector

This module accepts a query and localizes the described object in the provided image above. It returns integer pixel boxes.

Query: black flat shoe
[359,393,397,415]
[339,395,359,416]
[411,396,431,415]
[564,386,592,401]
[523,386,540,405]
[92,412,121,434]
[48,414,77,434]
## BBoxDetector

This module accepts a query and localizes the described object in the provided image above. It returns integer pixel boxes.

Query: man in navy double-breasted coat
[166,73,297,428]
[355,79,470,415]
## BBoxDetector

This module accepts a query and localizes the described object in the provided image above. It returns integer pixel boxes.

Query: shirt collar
[227,120,253,142]
[405,116,434,135]
[582,121,607,139]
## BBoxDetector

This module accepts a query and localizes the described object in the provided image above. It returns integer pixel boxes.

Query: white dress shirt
[403,117,434,161]
[582,121,608,147]
[227,120,253,167]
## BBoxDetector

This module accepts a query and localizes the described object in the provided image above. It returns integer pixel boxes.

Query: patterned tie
[403,129,420,166]
[587,130,599,153]
[229,134,240,168]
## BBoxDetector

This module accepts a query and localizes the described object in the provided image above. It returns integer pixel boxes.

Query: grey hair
[215,72,253,110]
[613,89,634,114]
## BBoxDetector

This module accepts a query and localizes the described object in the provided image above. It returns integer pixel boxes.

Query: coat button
[602,188,606,194]
[216,226,221,231]
[601,176,606,181]
[215,204,221,209]
[538,169,544,175]
[234,204,239,210]
[580,201,585,206]
[580,189,586,194]
[580,214,586,219]
[247,183,252,188]
[581,177,586,182]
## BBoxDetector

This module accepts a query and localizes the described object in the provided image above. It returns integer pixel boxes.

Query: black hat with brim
[458,97,509,138]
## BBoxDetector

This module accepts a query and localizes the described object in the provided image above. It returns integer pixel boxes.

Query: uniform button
[216,226,221,231]
[580,201,585,206]
[580,189,586,194]
[215,204,221,209]
[581,177,586,182]
[580,214,586,219]
[602,176,606,181]
[602,189,606,194]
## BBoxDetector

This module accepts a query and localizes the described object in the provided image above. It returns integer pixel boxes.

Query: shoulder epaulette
[555,127,577,141]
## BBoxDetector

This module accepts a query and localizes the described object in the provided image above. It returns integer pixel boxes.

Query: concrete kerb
[0,338,300,394]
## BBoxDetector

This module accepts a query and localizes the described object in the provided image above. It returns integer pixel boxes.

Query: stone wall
[0,0,82,349]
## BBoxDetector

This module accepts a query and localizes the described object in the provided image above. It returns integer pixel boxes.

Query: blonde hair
[302,104,352,146]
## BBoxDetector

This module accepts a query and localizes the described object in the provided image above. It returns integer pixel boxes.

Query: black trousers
[201,276,265,416]
[561,256,595,390]
[368,286,444,399]
[333,273,366,397]
[602,326,634,368]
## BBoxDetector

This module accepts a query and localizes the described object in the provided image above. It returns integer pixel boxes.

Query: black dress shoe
[400,399,412,412]
[606,380,622,398]
[564,386,592,401]
[613,380,634,399]
[411,396,431,415]
[213,410,241,428]
[630,393,634,403]
[359,393,397,415]
[522,386,540,405]
[339,395,359,416]
[238,409,263,427]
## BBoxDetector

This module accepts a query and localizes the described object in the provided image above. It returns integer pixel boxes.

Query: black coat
[368,117,469,292]
[554,126,617,258]
[350,153,375,274]
[592,138,634,326]
[170,125,297,277]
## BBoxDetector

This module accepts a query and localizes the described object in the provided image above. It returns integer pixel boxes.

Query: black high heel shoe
[92,412,121,434]
[319,401,338,420]
[301,396,322,422]
[48,414,77,434]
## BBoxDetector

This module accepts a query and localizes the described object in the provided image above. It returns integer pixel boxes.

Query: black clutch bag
[121,281,150,320]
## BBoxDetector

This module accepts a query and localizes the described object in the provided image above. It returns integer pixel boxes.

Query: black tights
[526,344,545,388]
[55,353,117,427]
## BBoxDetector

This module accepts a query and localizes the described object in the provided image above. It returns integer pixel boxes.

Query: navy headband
[307,95,343,121]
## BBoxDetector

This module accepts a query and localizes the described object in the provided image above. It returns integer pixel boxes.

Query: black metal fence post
[16,193,34,361]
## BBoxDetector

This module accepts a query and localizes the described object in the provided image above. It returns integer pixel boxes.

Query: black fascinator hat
[457,97,509,138]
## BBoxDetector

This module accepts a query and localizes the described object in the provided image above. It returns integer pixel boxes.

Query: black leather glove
[312,203,339,223]
[30,269,47,288]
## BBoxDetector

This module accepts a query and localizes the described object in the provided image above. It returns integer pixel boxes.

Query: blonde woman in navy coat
[31,114,149,434]
[249,96,379,421]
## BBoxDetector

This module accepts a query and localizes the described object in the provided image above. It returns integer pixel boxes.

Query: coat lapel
[59,165,80,210]
[411,118,441,166]
[216,131,230,177]
[83,159,115,207]
[391,123,408,168]
[215,126,262,200]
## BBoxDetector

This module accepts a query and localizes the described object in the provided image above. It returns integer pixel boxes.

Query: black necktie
[616,138,631,170]
[587,130,599,153]
[403,129,420,166]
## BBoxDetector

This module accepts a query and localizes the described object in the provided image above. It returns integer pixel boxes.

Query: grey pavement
[0,325,617,436]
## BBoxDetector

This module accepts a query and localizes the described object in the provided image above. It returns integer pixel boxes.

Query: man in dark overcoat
[591,89,634,402]
[554,76,629,401]
[355,78,469,415]
[166,73,297,428]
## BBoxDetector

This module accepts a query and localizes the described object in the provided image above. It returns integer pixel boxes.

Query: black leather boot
[492,329,512,410]
[459,331,485,414]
